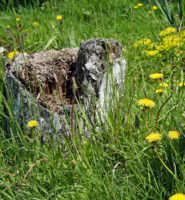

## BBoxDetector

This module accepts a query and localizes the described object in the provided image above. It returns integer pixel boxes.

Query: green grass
[0,0,185,199]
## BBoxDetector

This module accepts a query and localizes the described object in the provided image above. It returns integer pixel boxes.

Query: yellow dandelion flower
[134,6,138,9]
[146,133,162,142]
[153,6,157,10]
[26,30,29,32]
[56,15,62,20]
[149,73,164,79]
[138,98,155,108]
[32,22,39,26]
[7,25,10,28]
[16,18,20,22]
[0,149,2,153]
[179,82,185,87]
[156,89,167,93]
[138,3,143,6]
[8,51,20,59]
[27,120,38,128]
[148,11,151,13]
[168,131,180,139]
[159,83,168,87]
[122,48,124,51]
[169,193,185,200]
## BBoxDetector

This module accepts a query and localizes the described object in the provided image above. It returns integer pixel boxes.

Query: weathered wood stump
[4,38,126,140]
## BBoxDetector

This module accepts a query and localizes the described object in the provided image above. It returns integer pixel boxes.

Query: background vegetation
[0,0,185,199]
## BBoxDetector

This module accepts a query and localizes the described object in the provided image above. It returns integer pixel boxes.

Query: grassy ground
[0,0,185,199]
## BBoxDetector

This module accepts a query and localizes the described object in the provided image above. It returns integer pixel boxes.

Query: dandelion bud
[133,77,136,82]
[72,160,76,166]
[173,77,176,82]
[53,90,56,95]
[53,90,57,99]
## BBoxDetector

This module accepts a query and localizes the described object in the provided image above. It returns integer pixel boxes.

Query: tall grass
[0,0,185,199]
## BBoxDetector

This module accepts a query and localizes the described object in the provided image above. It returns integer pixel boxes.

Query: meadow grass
[0,0,185,199]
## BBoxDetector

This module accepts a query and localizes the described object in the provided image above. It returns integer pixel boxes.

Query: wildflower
[56,15,62,20]
[156,34,181,51]
[148,11,151,13]
[149,73,164,79]
[142,50,159,57]
[159,83,168,87]
[148,43,154,49]
[71,160,76,166]
[133,38,151,48]
[169,193,185,200]
[179,82,185,87]
[168,131,180,140]
[159,27,176,37]
[138,98,155,108]
[26,30,29,32]
[32,22,39,26]
[156,89,167,93]
[7,25,10,28]
[16,18,20,21]
[27,120,38,128]
[122,48,124,51]
[134,6,138,9]
[0,149,2,153]
[153,6,157,10]
[8,51,20,59]
[138,3,143,6]
[146,133,162,142]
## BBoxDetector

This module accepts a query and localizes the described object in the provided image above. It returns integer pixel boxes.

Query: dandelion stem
[151,82,157,124]
[156,90,174,124]
[24,134,53,149]
[145,111,150,133]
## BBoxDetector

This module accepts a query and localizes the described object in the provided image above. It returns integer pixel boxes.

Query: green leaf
[164,0,174,22]
[177,0,183,21]
[83,139,91,157]
[68,27,76,48]
[44,35,58,50]
[155,0,174,26]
